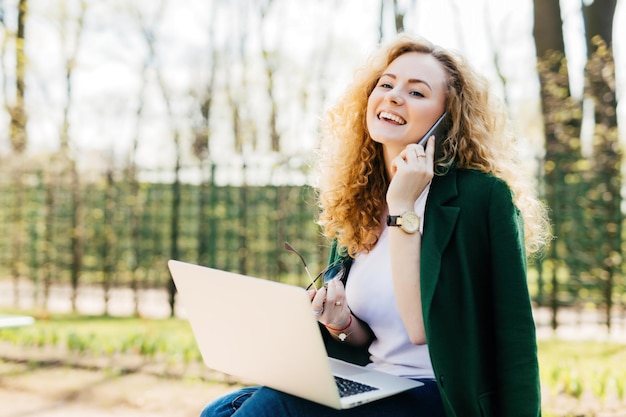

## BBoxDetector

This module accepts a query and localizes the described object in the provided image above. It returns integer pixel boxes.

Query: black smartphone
[417,112,448,147]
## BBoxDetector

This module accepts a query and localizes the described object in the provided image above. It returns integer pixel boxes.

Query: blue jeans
[199,379,444,417]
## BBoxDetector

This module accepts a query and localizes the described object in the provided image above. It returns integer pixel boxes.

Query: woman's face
[366,52,447,154]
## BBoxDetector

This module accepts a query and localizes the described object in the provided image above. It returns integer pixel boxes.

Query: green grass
[0,311,203,366]
[538,339,626,403]
[1,310,625,414]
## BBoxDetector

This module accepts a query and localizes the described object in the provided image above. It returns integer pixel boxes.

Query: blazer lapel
[420,169,460,317]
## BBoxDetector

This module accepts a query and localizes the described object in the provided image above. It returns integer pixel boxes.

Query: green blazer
[323,168,541,417]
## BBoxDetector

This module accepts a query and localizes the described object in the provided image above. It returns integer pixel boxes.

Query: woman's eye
[410,91,424,97]
[380,82,393,89]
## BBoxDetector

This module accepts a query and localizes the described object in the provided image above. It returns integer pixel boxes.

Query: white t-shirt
[345,184,434,379]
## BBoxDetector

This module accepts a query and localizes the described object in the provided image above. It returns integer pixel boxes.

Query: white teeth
[379,111,406,125]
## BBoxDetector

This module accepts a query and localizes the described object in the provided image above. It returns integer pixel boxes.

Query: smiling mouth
[378,111,406,125]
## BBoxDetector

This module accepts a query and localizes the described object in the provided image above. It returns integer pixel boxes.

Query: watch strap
[386,215,402,227]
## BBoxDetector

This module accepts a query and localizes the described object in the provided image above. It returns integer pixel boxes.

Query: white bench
[0,315,35,328]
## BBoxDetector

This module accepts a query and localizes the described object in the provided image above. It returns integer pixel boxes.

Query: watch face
[401,212,420,233]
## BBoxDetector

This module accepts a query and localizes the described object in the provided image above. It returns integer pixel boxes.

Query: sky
[1,0,624,185]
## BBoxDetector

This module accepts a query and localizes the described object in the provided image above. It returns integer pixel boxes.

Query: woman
[200,34,550,417]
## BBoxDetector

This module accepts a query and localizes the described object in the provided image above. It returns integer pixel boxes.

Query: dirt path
[0,360,236,417]
[2,279,626,416]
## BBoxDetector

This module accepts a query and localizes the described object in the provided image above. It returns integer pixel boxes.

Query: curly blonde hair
[316,34,550,257]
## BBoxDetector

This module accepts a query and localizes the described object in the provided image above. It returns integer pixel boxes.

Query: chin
[370,133,410,148]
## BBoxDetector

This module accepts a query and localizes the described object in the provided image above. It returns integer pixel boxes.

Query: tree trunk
[101,169,116,315]
[60,1,87,313]
[6,0,29,309]
[135,0,183,317]
[194,2,218,268]
[126,2,153,316]
[169,153,181,316]
[9,0,28,153]
[533,0,582,331]
[41,170,56,313]
[582,0,619,332]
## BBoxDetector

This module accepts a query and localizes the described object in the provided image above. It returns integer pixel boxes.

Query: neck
[382,144,403,179]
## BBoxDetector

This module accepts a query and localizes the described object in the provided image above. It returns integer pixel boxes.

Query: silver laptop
[168,259,423,410]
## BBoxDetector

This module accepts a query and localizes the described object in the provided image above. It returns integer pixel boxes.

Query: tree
[135,0,184,317]
[581,0,620,331]
[8,0,27,154]
[533,0,580,330]
[125,17,150,316]
[533,0,620,330]
[223,1,255,275]
[58,0,88,313]
[378,0,416,40]
[1,0,29,308]
[191,0,219,271]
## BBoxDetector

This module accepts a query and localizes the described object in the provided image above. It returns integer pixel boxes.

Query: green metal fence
[0,169,329,302]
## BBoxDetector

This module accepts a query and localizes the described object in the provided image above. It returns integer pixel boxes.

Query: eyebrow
[380,73,432,91]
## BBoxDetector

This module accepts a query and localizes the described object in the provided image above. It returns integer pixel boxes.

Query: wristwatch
[386,211,420,234]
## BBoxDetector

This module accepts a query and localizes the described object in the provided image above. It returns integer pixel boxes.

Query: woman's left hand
[308,278,351,329]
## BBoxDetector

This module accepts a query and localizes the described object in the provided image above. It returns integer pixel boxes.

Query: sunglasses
[284,241,351,291]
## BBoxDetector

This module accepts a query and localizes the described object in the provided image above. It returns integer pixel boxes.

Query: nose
[385,89,403,105]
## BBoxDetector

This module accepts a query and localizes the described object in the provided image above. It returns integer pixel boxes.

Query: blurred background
[0,0,625,416]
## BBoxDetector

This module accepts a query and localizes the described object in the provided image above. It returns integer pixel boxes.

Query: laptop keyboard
[334,376,379,397]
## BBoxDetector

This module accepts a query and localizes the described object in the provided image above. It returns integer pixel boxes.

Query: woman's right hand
[386,136,435,212]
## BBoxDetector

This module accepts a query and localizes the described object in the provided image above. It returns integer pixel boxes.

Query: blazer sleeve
[488,179,542,416]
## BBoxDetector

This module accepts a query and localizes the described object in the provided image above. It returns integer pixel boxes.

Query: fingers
[413,136,435,173]
[425,136,435,165]
[394,138,434,178]
[310,278,346,318]
[325,278,344,308]
[311,287,326,315]
[402,136,433,162]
